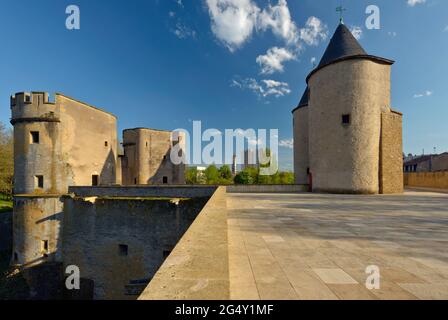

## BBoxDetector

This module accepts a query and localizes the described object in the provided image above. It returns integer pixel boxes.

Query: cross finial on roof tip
[336,5,347,24]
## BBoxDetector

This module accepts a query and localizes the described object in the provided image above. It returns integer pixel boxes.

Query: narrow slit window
[30,131,40,144]
[92,175,99,186]
[104,141,108,147]
[41,240,49,256]
[342,114,351,125]
[118,244,128,256]
[163,176,168,184]
[35,175,44,189]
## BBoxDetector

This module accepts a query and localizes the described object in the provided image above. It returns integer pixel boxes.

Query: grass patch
[0,199,12,214]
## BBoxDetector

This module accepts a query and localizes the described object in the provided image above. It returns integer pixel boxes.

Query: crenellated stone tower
[10,92,119,265]
[292,22,403,194]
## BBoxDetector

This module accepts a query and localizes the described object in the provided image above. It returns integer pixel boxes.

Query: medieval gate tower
[293,22,403,194]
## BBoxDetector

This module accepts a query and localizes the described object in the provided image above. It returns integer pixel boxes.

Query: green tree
[0,122,13,199]
[279,171,294,184]
[185,167,198,185]
[218,165,233,184]
[234,170,252,185]
[204,165,220,185]
[234,167,258,185]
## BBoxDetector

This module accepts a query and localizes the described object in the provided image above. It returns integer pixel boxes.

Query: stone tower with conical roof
[292,22,403,194]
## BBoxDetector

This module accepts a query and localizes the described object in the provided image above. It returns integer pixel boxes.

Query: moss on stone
[0,200,12,213]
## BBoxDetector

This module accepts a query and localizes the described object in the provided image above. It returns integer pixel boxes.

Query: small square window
[92,175,99,186]
[30,131,40,144]
[24,95,32,103]
[163,176,168,184]
[118,244,128,256]
[342,114,351,125]
[35,175,44,189]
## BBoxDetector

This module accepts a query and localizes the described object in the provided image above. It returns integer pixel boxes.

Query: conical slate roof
[306,22,394,82]
[317,23,367,68]
[293,22,395,113]
[292,88,309,113]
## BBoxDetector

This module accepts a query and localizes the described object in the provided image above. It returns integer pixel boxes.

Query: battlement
[10,92,55,107]
[10,92,58,123]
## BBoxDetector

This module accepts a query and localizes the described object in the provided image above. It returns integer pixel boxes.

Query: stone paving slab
[227,191,448,300]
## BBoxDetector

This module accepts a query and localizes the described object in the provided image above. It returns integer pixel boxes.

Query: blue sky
[1,0,447,170]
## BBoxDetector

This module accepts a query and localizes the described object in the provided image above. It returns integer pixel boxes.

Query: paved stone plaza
[227,191,448,300]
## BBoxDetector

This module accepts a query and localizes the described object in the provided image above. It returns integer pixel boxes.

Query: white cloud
[248,138,262,146]
[169,11,176,18]
[232,77,291,98]
[257,0,300,46]
[444,26,448,32]
[262,79,291,96]
[172,23,196,39]
[407,0,426,7]
[310,57,317,65]
[299,16,328,46]
[205,0,327,52]
[262,79,287,88]
[176,0,184,8]
[206,128,223,136]
[256,47,296,74]
[413,90,433,98]
[350,26,363,40]
[205,0,259,52]
[279,138,293,149]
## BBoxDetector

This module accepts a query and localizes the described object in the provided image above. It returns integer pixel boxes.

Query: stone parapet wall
[68,185,217,198]
[139,187,229,300]
[62,194,210,300]
[404,172,448,190]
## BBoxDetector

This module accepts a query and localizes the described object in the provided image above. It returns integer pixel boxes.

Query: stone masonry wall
[308,59,391,194]
[293,107,309,185]
[404,172,448,189]
[380,112,404,194]
[62,195,209,300]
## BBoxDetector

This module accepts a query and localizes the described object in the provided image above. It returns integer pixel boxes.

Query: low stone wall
[139,187,229,300]
[69,186,216,198]
[227,184,307,193]
[404,172,448,190]
[62,195,209,300]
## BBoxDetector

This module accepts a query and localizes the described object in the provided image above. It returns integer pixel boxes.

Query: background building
[121,128,186,185]
[404,152,448,172]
